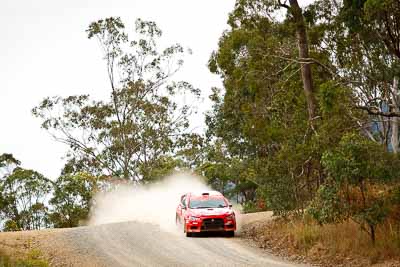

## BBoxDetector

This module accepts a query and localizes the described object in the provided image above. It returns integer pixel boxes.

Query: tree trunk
[369,224,376,245]
[288,0,317,122]
[391,76,399,153]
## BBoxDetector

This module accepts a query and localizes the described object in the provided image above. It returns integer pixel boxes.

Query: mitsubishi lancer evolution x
[176,191,236,237]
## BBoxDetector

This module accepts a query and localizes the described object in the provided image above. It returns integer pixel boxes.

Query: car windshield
[189,197,227,209]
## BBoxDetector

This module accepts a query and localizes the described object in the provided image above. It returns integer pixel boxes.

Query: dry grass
[269,218,400,265]
[242,217,400,266]
[0,248,48,267]
[0,250,11,267]
[0,233,49,267]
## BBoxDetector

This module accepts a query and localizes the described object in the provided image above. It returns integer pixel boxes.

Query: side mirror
[181,204,187,210]
[229,204,233,208]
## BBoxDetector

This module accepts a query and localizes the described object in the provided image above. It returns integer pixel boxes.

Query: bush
[311,133,400,244]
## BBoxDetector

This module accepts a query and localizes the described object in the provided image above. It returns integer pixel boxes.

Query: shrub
[310,133,400,244]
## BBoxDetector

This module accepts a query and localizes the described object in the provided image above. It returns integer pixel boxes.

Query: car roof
[186,191,223,198]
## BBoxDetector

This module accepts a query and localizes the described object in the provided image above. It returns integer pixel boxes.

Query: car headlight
[189,216,201,221]
[226,213,235,220]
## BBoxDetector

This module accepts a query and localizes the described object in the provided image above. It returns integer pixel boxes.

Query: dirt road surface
[0,212,309,267]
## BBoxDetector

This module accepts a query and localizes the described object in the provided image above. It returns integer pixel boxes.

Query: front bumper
[186,216,236,233]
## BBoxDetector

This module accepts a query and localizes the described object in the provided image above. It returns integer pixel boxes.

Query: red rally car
[176,191,236,237]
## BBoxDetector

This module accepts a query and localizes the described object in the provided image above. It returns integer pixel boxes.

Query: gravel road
[0,212,309,267]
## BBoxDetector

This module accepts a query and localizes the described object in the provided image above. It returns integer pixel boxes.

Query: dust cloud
[88,172,210,232]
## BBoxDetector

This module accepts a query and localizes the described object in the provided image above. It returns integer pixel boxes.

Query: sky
[0,0,314,179]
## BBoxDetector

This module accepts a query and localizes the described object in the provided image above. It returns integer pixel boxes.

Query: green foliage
[0,154,20,169]
[203,0,337,215]
[319,82,351,115]
[322,133,399,185]
[308,133,400,242]
[0,158,52,231]
[49,173,100,228]
[0,153,102,230]
[307,182,347,225]
[199,141,258,201]
[204,0,400,246]
[3,220,19,232]
[363,0,400,59]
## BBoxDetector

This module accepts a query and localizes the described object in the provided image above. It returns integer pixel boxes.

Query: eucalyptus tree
[358,0,400,152]
[203,0,400,241]
[49,172,100,228]
[312,0,400,150]
[33,17,199,181]
[0,155,52,231]
[206,0,339,214]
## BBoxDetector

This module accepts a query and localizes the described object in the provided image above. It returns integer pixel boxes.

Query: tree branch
[356,105,400,117]
[277,0,290,9]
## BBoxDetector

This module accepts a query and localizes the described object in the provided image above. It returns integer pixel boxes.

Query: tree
[0,165,52,231]
[49,172,100,228]
[205,0,342,214]
[199,139,258,203]
[33,17,199,181]
[363,0,400,59]
[278,0,317,124]
[318,0,400,150]
[0,153,20,176]
[362,0,400,152]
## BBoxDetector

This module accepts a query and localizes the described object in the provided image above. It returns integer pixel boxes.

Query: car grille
[201,218,224,230]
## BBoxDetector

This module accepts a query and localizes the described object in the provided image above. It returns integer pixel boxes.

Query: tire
[186,231,192,237]
[225,231,234,237]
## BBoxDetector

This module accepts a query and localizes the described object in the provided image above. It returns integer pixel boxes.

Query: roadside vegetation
[206,0,400,264]
[1,0,400,265]
[0,249,48,267]
[243,217,400,266]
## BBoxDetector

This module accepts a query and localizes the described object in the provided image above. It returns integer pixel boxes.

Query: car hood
[188,207,233,217]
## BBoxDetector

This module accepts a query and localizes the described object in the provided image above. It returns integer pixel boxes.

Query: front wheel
[186,231,192,237]
[225,231,234,237]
